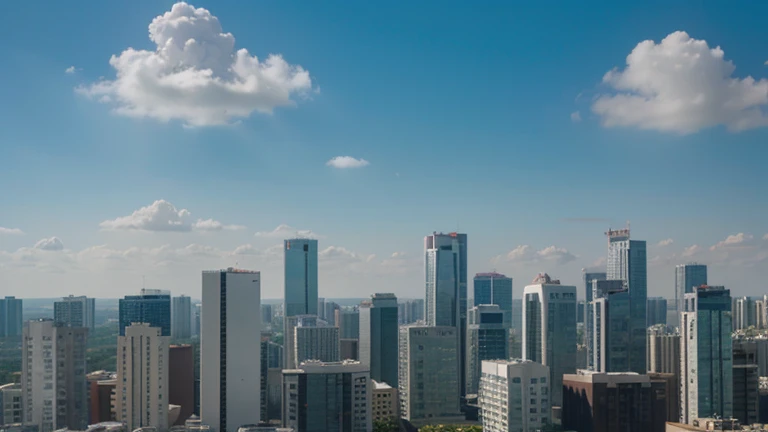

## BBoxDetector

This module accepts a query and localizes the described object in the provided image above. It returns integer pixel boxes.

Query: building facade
[54,296,96,331]
[479,359,551,432]
[359,294,399,388]
[591,280,631,372]
[0,297,22,338]
[647,324,680,375]
[371,381,399,422]
[282,360,372,432]
[606,228,648,374]
[733,345,760,425]
[522,274,577,406]
[646,297,667,327]
[294,317,340,365]
[680,285,733,424]
[172,295,192,340]
[466,305,508,395]
[170,344,195,426]
[118,289,171,336]
[337,309,360,340]
[675,264,707,322]
[398,325,462,424]
[473,273,513,324]
[583,271,607,370]
[116,323,170,432]
[0,383,23,425]
[284,239,319,318]
[201,268,262,432]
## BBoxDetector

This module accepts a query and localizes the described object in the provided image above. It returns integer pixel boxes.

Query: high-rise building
[337,308,360,339]
[193,303,202,338]
[424,232,468,398]
[473,273,513,324]
[170,344,195,426]
[284,239,318,318]
[478,359,551,432]
[647,297,667,327]
[648,372,680,424]
[522,274,577,406]
[261,304,273,326]
[118,289,171,336]
[371,381,399,422]
[606,228,648,374]
[734,297,758,330]
[0,383,23,425]
[583,271,606,370]
[324,301,340,326]
[732,336,768,377]
[647,324,680,375]
[282,360,372,432]
[340,339,359,361]
[681,285,733,424]
[0,296,23,338]
[294,316,340,365]
[172,295,192,340]
[201,268,262,432]
[591,280,630,372]
[562,371,667,432]
[86,372,116,424]
[54,296,96,331]
[733,344,759,425]
[116,323,170,432]
[359,294,399,388]
[675,264,707,322]
[466,305,508,396]
[22,319,89,432]
[398,325,463,425]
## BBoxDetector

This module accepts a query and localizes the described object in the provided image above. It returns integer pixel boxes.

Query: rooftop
[475,272,508,278]
[372,380,393,390]
[203,267,260,274]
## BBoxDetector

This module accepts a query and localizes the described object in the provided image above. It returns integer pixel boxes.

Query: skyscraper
[647,297,667,327]
[201,268,262,431]
[294,316,340,365]
[282,360,372,432]
[734,296,758,330]
[473,272,513,323]
[466,304,508,396]
[359,293,399,388]
[284,238,318,318]
[172,295,192,340]
[54,295,96,331]
[606,228,647,373]
[733,345,759,425]
[0,296,22,338]
[647,324,680,375]
[522,273,577,406]
[118,289,171,336]
[591,280,631,372]
[22,319,89,432]
[337,308,360,339]
[479,359,551,432]
[424,231,468,398]
[116,323,170,432]
[681,285,733,424]
[583,271,606,370]
[398,325,463,425]
[675,263,707,321]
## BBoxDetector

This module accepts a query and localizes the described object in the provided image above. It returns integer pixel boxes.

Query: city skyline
[2,1,768,299]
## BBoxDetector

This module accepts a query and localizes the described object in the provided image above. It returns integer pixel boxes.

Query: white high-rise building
[116,323,170,432]
[522,274,577,407]
[172,295,192,340]
[294,315,340,365]
[479,359,551,432]
[202,268,262,432]
[22,319,89,432]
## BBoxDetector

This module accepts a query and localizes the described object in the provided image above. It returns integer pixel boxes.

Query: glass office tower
[118,289,171,336]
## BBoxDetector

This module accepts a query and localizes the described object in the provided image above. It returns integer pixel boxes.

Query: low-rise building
[371,381,398,422]
[479,359,551,432]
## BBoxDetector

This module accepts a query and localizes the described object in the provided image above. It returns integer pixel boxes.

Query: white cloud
[326,156,370,169]
[593,31,768,134]
[710,233,754,251]
[681,244,701,257]
[763,233,768,240]
[493,244,577,265]
[254,224,317,239]
[77,2,312,127]
[65,66,76,74]
[100,199,242,232]
[536,246,578,265]
[570,111,582,123]
[656,238,674,247]
[34,237,64,251]
[0,227,24,236]
[320,246,375,263]
[390,252,407,258]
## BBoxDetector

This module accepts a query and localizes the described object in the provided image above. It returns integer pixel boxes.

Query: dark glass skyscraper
[0,296,23,337]
[473,272,513,324]
[466,304,508,395]
[284,238,319,318]
[118,289,171,336]
[675,263,707,320]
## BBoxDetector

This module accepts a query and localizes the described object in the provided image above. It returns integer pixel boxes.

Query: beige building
[116,323,170,432]
[0,383,23,425]
[371,380,398,422]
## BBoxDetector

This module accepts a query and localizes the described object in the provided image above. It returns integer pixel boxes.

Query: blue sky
[1,1,767,299]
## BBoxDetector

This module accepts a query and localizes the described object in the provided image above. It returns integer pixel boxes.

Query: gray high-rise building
[734,296,759,330]
[118,289,171,336]
[172,295,192,340]
[647,297,667,327]
[261,304,273,325]
[733,344,759,425]
[606,228,647,374]
[647,324,680,375]
[522,274,577,406]
[398,299,424,325]
[675,263,707,321]
[424,232,467,398]
[54,296,95,331]
[583,271,606,370]
[294,316,340,365]
[284,238,319,318]
[0,296,22,338]
[398,325,463,425]
[359,294,399,388]
[337,308,360,339]
[681,285,732,424]
[591,280,631,372]
[22,319,88,432]
[473,273,513,324]
[466,304,508,396]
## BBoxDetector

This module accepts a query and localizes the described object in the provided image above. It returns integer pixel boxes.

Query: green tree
[373,418,399,432]
[418,425,482,432]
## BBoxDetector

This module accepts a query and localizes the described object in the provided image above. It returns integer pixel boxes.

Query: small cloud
[570,111,582,123]
[763,233,768,240]
[326,156,370,169]
[656,238,674,247]
[493,244,577,265]
[232,244,260,255]
[536,245,578,265]
[390,252,407,258]
[682,245,700,257]
[0,227,24,236]
[34,237,64,251]
[254,224,317,239]
[100,199,240,232]
[65,66,77,74]
[710,233,754,251]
